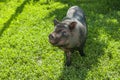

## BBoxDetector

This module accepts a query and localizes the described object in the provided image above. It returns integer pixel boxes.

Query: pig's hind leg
[78,40,86,56]
[78,48,85,56]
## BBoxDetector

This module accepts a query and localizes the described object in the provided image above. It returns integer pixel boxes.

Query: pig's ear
[53,19,59,26]
[69,22,77,30]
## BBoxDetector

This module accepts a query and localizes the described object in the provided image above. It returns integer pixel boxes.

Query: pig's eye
[62,31,67,36]
[57,30,62,33]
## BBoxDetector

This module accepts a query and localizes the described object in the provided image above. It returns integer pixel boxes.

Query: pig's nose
[49,34,54,40]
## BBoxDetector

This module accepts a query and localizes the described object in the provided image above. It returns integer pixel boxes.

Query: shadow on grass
[0,0,7,2]
[45,0,120,80]
[0,0,30,36]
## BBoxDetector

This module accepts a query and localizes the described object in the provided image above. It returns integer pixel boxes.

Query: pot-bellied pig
[49,6,87,66]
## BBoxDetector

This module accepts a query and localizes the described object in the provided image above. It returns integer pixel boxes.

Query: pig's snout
[49,34,57,45]
[49,34,55,40]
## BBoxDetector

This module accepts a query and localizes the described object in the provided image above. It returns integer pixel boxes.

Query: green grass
[0,0,120,80]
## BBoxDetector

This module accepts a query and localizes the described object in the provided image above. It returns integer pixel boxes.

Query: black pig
[49,6,87,66]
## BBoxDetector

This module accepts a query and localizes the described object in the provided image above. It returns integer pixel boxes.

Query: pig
[48,6,87,66]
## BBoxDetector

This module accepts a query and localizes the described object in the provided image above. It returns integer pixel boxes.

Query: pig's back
[66,6,86,26]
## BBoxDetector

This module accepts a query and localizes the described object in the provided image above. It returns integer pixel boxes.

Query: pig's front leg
[64,50,71,66]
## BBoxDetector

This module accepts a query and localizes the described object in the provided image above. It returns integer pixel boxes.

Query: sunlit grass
[0,0,120,80]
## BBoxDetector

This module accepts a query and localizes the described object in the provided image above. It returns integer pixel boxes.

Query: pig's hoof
[80,52,86,57]
[65,61,71,66]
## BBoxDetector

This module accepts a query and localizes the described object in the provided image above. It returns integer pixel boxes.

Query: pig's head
[49,19,77,47]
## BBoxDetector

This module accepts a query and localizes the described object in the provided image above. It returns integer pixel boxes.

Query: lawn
[0,0,120,80]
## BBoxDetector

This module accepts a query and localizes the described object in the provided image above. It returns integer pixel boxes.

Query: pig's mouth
[49,40,61,46]
[49,39,68,47]
[49,39,58,45]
